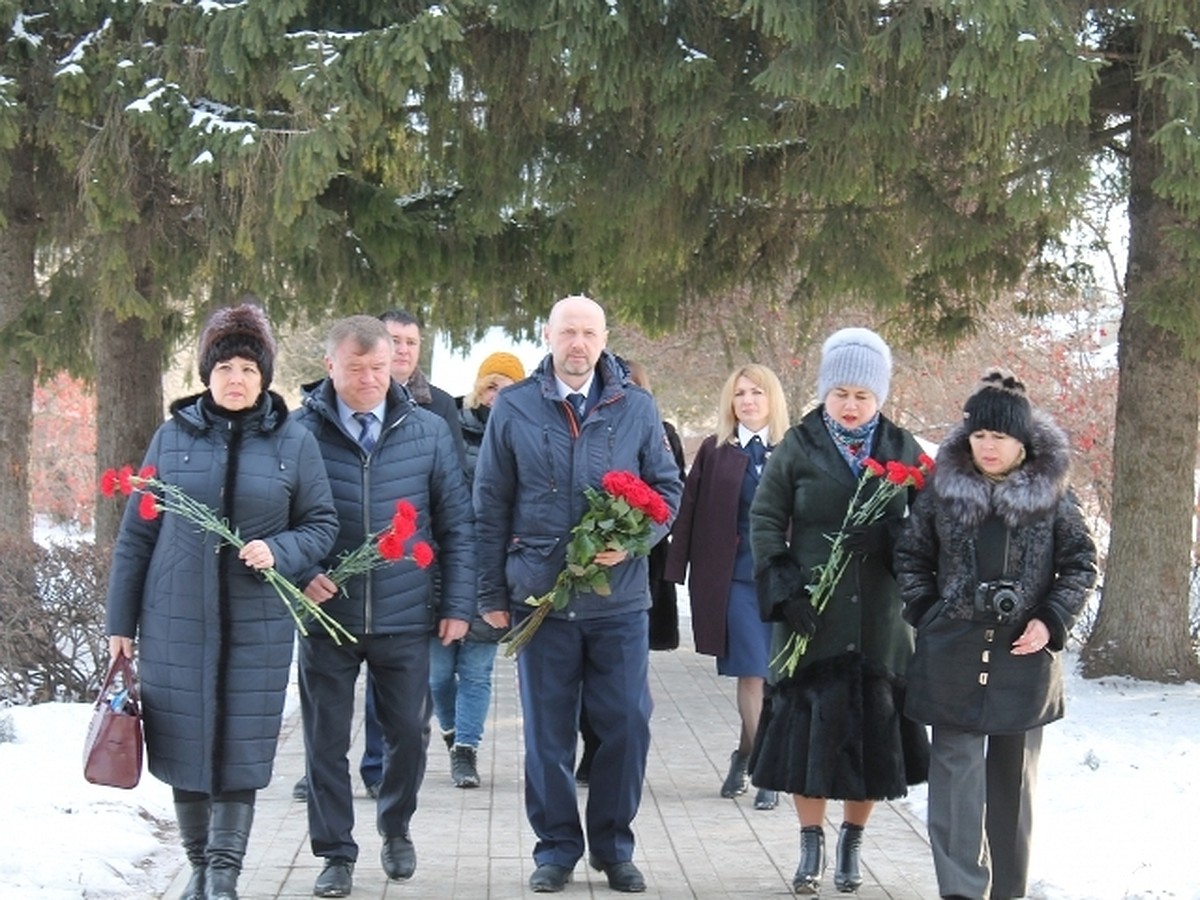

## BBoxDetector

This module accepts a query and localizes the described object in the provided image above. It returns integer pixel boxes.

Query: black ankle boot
[834,822,864,892]
[175,799,210,900]
[205,800,254,900]
[793,825,825,895]
[720,750,749,798]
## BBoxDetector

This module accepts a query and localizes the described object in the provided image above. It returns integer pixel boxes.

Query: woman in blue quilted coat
[106,303,338,900]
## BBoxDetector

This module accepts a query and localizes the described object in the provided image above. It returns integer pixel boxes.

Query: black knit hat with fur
[197,302,276,389]
[962,368,1032,448]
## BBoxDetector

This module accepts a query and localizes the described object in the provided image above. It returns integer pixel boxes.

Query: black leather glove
[782,596,819,638]
[842,521,890,558]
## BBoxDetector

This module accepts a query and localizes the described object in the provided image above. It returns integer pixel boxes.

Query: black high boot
[793,825,826,895]
[174,799,210,900]
[205,799,255,900]
[834,822,864,892]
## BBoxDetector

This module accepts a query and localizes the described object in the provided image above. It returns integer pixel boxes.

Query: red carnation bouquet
[325,499,436,593]
[101,465,356,644]
[773,452,935,677]
[502,470,671,657]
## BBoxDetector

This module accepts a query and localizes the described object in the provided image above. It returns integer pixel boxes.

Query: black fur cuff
[755,554,809,622]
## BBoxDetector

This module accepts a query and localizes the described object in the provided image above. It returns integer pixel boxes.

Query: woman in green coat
[749,328,929,895]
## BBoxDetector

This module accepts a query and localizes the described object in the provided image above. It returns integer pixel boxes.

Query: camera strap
[975,515,1010,581]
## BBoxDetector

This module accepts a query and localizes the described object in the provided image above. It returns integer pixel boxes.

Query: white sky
[429,326,545,397]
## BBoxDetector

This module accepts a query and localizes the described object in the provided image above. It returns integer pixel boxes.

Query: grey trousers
[927,725,1043,900]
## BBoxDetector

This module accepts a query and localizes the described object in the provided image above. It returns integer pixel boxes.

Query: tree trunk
[93,268,165,548]
[1081,51,1200,682]
[0,140,39,540]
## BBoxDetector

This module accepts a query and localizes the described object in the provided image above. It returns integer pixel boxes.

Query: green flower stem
[138,476,357,645]
[771,475,901,677]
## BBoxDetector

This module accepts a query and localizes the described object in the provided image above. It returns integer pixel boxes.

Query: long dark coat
[664,435,753,657]
[894,411,1097,734]
[649,420,687,650]
[747,407,929,800]
[106,392,338,793]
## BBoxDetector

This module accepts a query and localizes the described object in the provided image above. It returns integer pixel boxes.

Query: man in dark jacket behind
[474,294,683,894]
[380,307,467,469]
[294,315,475,898]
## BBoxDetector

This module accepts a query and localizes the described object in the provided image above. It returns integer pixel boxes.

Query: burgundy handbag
[83,654,144,789]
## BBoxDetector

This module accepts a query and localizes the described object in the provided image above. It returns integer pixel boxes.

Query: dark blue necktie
[354,411,377,452]
[746,435,767,470]
[567,392,587,421]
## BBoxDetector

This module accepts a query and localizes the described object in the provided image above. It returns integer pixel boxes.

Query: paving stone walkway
[163,626,940,899]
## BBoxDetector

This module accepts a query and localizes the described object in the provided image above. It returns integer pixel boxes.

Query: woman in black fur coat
[749,328,930,894]
[894,370,1097,900]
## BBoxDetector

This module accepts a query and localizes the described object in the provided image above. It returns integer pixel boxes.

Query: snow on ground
[2,653,1198,899]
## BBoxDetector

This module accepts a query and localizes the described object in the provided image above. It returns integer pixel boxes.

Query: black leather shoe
[529,863,573,892]
[381,834,417,880]
[365,781,381,799]
[292,776,308,802]
[589,856,647,893]
[313,858,354,898]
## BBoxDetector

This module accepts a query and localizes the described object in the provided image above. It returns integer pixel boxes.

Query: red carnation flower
[411,541,435,569]
[391,512,417,543]
[910,467,926,490]
[395,500,418,524]
[885,460,910,485]
[918,452,936,472]
[863,458,885,477]
[137,492,160,520]
[377,529,407,562]
[100,468,120,498]
[117,464,135,496]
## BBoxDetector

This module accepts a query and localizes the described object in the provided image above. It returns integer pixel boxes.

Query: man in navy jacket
[294,315,474,898]
[474,295,682,893]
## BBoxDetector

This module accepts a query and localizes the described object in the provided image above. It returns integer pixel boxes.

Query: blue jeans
[428,638,499,748]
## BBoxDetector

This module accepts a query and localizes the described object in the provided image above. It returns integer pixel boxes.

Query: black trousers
[299,632,431,861]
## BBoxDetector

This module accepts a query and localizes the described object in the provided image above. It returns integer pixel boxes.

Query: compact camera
[973,580,1023,624]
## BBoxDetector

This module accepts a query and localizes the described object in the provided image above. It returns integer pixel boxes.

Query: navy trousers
[299,632,431,861]
[517,610,653,868]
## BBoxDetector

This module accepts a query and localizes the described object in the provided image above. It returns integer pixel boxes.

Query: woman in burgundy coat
[665,363,789,811]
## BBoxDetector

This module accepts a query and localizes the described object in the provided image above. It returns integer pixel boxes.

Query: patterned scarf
[822,408,880,476]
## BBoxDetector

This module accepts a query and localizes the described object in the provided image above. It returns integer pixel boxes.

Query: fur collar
[931,409,1071,529]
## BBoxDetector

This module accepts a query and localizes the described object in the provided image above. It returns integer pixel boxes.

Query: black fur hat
[962,368,1032,448]
[197,302,276,389]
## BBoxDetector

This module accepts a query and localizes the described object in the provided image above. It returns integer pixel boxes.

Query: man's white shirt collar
[555,373,595,402]
[336,396,386,436]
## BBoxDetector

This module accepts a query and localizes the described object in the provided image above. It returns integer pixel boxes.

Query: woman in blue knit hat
[749,327,931,895]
